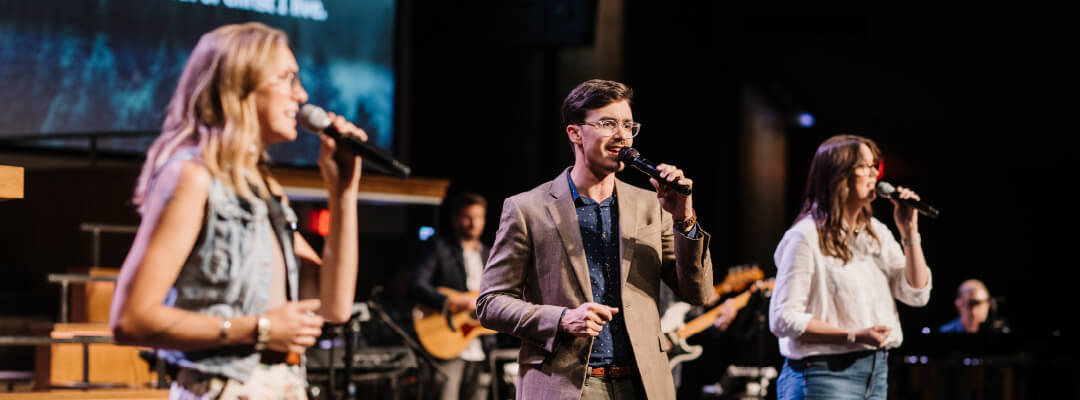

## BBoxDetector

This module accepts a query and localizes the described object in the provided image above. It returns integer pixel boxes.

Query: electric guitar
[658,266,763,365]
[412,287,496,360]
[666,278,775,369]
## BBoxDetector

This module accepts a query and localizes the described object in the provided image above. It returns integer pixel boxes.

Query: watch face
[256,316,272,350]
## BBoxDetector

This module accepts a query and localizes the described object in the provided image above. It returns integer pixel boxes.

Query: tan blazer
[477,169,714,400]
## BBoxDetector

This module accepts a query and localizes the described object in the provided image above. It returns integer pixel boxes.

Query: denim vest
[154,149,301,382]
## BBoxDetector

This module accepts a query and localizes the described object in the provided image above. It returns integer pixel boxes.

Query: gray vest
[155,149,301,382]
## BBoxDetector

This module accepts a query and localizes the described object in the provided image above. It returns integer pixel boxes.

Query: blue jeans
[777,349,888,400]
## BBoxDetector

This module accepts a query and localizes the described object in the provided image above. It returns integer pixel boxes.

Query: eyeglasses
[965,299,990,308]
[271,71,302,91]
[853,161,882,177]
[576,119,641,138]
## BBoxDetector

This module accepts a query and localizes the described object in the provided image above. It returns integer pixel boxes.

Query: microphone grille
[617,147,639,163]
[298,104,331,133]
[876,181,896,197]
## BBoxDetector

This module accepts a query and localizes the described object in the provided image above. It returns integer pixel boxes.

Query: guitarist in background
[676,279,774,400]
[410,191,492,400]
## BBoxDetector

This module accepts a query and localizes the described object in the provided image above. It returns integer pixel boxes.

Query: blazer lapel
[547,170,594,302]
[615,179,638,288]
[450,239,467,289]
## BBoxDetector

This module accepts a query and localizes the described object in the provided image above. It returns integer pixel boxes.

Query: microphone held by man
[299,104,412,179]
[618,147,693,195]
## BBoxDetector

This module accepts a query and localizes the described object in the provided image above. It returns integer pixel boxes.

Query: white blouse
[769,217,932,360]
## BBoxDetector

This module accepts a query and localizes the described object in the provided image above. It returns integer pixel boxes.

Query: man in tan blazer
[477,79,714,399]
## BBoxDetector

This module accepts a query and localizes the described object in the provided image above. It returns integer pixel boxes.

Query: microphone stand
[364,295,448,397]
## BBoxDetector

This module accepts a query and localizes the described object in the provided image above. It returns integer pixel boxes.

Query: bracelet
[674,211,697,232]
[254,315,271,351]
[901,234,921,247]
[846,330,856,344]
[219,317,231,346]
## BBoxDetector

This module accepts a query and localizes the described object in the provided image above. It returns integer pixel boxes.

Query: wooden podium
[33,323,155,389]
[35,271,155,390]
[0,165,23,200]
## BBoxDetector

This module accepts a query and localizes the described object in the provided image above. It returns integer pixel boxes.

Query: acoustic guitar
[413,287,496,360]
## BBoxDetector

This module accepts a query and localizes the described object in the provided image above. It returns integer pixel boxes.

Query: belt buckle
[590,365,631,378]
[590,366,606,378]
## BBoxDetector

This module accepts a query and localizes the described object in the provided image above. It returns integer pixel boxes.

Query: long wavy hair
[796,134,883,263]
[133,22,288,211]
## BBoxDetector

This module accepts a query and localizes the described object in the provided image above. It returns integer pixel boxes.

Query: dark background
[1,1,1077,396]
[407,1,1075,336]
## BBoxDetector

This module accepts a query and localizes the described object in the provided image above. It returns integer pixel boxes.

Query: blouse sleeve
[879,223,932,307]
[769,229,816,338]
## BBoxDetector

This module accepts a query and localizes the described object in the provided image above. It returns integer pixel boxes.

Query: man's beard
[458,230,482,241]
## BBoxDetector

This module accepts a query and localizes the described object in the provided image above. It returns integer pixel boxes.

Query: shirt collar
[566,170,616,206]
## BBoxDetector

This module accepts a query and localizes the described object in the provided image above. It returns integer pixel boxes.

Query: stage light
[419,226,435,241]
[308,209,331,237]
[797,112,815,127]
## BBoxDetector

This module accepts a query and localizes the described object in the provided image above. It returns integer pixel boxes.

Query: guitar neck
[674,290,754,339]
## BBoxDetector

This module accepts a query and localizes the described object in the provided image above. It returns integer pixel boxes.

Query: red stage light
[308,209,331,237]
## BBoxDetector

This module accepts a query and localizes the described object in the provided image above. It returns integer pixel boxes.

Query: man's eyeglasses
[965,299,990,308]
[576,119,641,138]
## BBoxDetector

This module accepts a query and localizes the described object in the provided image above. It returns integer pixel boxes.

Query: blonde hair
[133,22,288,210]
[796,134,883,264]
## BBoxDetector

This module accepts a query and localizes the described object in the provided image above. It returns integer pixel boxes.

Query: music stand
[311,294,445,400]
[354,287,447,400]
[367,299,447,382]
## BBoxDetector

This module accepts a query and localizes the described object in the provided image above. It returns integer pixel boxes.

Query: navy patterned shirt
[566,172,634,367]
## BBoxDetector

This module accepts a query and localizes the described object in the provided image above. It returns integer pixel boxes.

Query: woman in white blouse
[769,134,931,400]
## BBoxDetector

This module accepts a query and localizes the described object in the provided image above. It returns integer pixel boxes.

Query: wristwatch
[674,211,697,232]
[254,315,271,351]
[219,317,232,346]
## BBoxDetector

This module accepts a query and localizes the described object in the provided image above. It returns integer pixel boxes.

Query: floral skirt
[169,363,307,400]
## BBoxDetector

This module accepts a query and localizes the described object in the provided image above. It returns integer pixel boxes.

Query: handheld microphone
[876,181,939,218]
[617,147,692,195]
[299,104,411,179]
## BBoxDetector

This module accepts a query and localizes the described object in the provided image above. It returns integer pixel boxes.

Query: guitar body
[413,288,496,360]
[666,276,775,370]
[665,332,703,368]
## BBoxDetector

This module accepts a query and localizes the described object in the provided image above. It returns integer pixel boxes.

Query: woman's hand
[263,299,325,354]
[890,186,920,239]
[317,112,366,195]
[855,325,891,348]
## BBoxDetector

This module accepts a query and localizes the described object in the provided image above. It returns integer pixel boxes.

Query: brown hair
[561,79,633,126]
[450,191,487,216]
[796,134,883,263]
[133,22,288,211]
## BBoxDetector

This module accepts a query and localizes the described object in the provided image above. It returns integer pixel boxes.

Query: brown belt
[588,365,637,378]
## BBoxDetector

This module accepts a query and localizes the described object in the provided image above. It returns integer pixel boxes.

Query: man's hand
[559,303,619,337]
[712,299,738,332]
[648,163,694,223]
[446,293,477,314]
